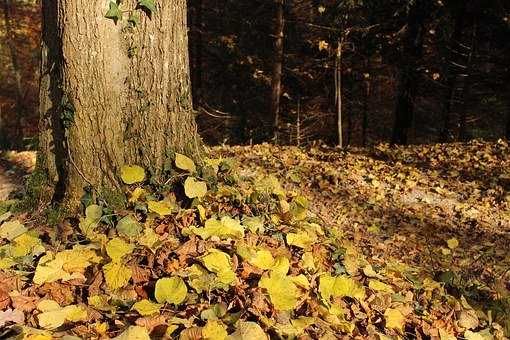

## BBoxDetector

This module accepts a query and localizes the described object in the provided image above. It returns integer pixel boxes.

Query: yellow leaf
[368,280,394,293]
[291,274,310,289]
[175,153,196,172]
[139,228,161,252]
[33,253,67,284]
[85,204,102,221]
[318,40,329,51]
[129,187,146,203]
[191,216,244,240]
[271,256,290,275]
[184,177,207,198]
[113,326,151,340]
[202,320,228,340]
[447,238,459,249]
[202,249,236,284]
[259,273,298,311]
[301,252,316,271]
[11,232,44,257]
[103,262,132,290]
[120,165,145,184]
[319,274,365,301]
[148,200,174,217]
[37,301,87,330]
[248,250,275,270]
[226,321,268,340]
[106,237,134,262]
[0,220,27,240]
[384,308,405,332]
[132,299,162,316]
[154,277,188,305]
[286,231,315,249]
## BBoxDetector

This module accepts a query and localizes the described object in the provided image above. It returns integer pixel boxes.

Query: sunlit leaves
[191,216,244,240]
[155,277,188,305]
[384,308,405,332]
[132,299,162,316]
[202,249,236,284]
[103,262,132,290]
[37,300,87,330]
[147,200,174,217]
[319,274,365,302]
[202,320,228,340]
[0,220,26,240]
[259,273,298,311]
[175,153,196,172]
[227,321,268,340]
[106,237,133,262]
[184,177,207,198]
[113,326,151,340]
[120,165,145,184]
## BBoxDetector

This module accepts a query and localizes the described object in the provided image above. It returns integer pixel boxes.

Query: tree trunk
[190,0,203,108]
[2,0,24,146]
[440,1,474,142]
[335,38,343,147]
[362,72,370,147]
[270,0,284,143]
[39,0,202,204]
[391,0,428,145]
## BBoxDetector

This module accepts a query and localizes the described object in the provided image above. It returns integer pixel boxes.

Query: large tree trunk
[270,0,284,143]
[39,0,202,204]
[391,0,429,145]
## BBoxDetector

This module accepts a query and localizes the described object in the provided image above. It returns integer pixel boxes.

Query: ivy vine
[105,0,156,25]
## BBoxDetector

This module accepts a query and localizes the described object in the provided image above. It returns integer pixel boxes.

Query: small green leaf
[116,215,142,237]
[137,0,156,17]
[105,1,122,23]
[128,13,140,27]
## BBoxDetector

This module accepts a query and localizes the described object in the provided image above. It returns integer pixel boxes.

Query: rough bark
[391,0,429,145]
[270,0,284,143]
[39,0,202,203]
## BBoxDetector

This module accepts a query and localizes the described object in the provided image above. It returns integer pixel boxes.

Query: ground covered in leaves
[0,140,509,339]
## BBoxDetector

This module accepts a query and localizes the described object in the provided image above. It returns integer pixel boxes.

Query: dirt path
[0,151,36,200]
[0,162,18,200]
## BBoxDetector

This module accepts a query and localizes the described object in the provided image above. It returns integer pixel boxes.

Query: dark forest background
[1,0,509,149]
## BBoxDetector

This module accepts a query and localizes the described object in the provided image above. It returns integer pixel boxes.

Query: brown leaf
[9,292,38,313]
[131,264,150,284]
[0,287,11,310]
[135,315,167,333]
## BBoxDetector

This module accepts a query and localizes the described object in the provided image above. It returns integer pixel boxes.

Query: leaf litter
[0,140,508,339]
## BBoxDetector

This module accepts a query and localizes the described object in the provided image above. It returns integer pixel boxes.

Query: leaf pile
[0,143,509,339]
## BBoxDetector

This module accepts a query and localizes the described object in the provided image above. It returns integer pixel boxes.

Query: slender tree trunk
[440,1,472,142]
[39,0,202,204]
[270,0,284,143]
[2,0,24,146]
[335,38,343,147]
[346,72,352,146]
[362,70,370,147]
[391,0,428,145]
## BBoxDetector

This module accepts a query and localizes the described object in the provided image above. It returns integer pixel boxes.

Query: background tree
[38,0,202,203]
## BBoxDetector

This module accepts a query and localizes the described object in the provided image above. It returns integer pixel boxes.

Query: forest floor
[0,141,509,339]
